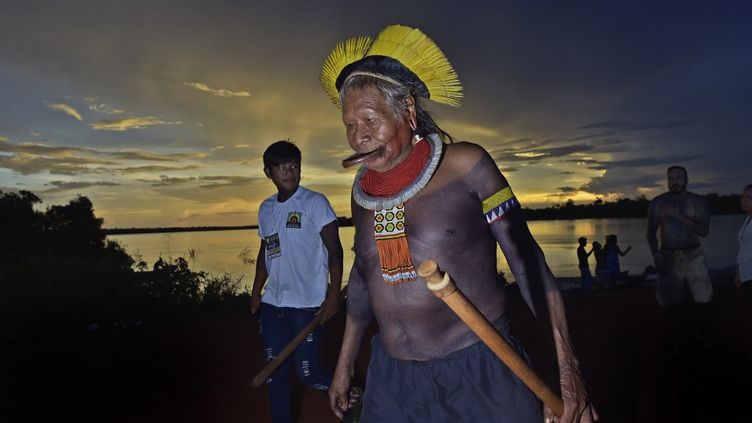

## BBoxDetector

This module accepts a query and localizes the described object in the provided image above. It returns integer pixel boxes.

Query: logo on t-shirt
[286,211,302,228]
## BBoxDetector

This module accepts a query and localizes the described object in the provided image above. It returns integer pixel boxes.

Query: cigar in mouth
[341,149,380,168]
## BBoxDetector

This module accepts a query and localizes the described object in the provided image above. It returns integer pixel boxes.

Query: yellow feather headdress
[320,25,463,108]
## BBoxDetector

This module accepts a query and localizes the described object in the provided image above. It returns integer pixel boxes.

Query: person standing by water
[321,25,597,423]
[603,234,631,289]
[250,140,344,423]
[577,237,594,292]
[647,165,713,355]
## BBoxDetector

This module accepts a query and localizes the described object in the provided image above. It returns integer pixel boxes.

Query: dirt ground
[3,278,751,422]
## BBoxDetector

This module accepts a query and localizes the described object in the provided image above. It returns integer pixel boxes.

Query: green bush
[0,191,246,335]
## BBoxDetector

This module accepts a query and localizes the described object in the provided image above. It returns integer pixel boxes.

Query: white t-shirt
[257,186,337,308]
[738,215,752,284]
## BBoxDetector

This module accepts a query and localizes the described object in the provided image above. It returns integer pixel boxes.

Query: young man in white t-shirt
[251,140,343,423]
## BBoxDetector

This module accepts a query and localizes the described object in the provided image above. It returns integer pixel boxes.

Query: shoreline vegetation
[103,193,745,235]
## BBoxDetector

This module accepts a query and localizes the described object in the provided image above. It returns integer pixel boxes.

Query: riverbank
[2,274,750,422]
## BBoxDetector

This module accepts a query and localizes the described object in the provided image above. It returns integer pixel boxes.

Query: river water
[109,215,745,291]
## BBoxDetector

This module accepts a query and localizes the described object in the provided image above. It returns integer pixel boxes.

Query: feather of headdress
[367,25,463,107]
[320,36,372,107]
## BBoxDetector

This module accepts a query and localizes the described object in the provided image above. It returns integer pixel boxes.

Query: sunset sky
[1,1,750,228]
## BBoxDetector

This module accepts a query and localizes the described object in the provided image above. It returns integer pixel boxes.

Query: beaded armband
[482,187,519,224]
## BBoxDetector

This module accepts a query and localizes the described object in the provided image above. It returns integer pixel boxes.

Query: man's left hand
[545,364,599,423]
[318,293,340,323]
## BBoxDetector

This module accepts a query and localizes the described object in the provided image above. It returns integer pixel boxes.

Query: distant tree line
[521,193,743,221]
[333,194,743,228]
[0,190,246,341]
[105,225,257,235]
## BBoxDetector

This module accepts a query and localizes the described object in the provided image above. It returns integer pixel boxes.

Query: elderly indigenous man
[647,166,713,355]
[319,25,596,423]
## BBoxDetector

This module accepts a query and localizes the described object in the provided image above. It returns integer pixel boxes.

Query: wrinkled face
[341,86,413,172]
[264,161,301,195]
[667,168,688,194]
[741,187,752,214]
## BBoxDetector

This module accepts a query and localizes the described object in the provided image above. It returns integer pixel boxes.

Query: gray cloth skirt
[361,334,543,423]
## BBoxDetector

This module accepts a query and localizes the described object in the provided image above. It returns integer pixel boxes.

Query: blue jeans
[258,303,332,423]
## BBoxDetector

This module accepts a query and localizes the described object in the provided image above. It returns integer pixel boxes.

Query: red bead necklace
[360,138,431,197]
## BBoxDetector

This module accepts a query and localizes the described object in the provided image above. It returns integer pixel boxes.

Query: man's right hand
[329,367,353,420]
[250,294,261,316]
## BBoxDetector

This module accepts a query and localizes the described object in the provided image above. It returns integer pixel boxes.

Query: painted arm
[460,144,595,420]
[250,240,267,316]
[319,220,344,323]
[492,208,597,423]
[329,259,373,419]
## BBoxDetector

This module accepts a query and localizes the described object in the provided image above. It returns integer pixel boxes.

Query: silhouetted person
[577,237,594,292]
[592,241,607,290]
[603,234,631,289]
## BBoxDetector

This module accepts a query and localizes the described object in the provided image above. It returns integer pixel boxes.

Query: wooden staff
[251,312,324,387]
[251,286,347,388]
[418,260,564,417]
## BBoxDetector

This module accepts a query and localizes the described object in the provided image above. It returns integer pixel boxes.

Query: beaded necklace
[352,134,443,284]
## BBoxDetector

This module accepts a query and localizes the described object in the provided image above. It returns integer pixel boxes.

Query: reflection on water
[109,215,745,291]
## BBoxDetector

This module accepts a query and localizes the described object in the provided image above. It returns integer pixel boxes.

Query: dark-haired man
[647,165,713,355]
[251,140,344,423]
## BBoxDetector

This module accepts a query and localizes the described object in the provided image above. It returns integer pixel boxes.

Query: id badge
[265,233,281,260]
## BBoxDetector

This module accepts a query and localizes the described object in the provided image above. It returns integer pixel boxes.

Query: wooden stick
[418,260,564,417]
[251,312,325,388]
[251,286,347,388]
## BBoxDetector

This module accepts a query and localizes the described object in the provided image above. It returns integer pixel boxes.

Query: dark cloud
[0,156,116,175]
[44,180,120,193]
[574,119,693,132]
[568,132,617,142]
[0,138,213,176]
[580,169,661,197]
[112,151,183,162]
[557,186,579,194]
[493,144,595,163]
[566,154,702,170]
[137,174,267,190]
[0,139,90,156]
[116,165,202,174]
[138,175,197,186]
[197,175,265,189]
